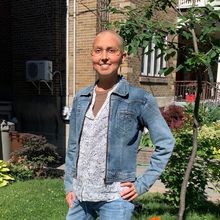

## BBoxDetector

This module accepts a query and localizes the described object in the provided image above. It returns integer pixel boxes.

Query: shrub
[161,105,185,130]
[199,120,220,194]
[10,161,34,181]
[161,121,220,209]
[205,103,220,124]
[0,160,14,187]
[184,103,220,126]
[139,132,154,149]
[10,135,61,180]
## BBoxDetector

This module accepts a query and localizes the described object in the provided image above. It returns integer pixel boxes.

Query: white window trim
[141,37,167,77]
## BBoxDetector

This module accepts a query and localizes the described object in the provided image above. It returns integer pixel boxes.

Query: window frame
[141,37,167,78]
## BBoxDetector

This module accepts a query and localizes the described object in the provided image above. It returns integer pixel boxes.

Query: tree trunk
[177,28,203,220]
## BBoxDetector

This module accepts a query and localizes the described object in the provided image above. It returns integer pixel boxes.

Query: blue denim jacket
[64,77,175,196]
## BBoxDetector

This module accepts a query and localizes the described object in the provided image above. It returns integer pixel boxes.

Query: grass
[132,193,220,220]
[0,179,219,220]
[0,178,68,220]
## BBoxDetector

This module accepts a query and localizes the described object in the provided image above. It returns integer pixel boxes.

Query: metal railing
[178,0,220,8]
[174,80,220,102]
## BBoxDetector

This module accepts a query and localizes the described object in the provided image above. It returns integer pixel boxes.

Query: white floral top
[72,87,124,202]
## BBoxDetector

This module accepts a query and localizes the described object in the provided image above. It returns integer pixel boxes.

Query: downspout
[63,0,70,121]
[63,0,76,120]
[217,55,220,84]
[66,0,70,106]
[73,0,77,97]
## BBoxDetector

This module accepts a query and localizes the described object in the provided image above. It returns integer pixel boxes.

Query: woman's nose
[101,49,109,60]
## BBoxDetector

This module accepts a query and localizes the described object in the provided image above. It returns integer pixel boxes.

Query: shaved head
[93,30,124,51]
[91,29,126,79]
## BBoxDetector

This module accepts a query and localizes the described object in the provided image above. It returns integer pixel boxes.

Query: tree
[108,1,220,219]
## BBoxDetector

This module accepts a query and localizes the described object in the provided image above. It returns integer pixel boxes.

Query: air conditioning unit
[26,60,53,81]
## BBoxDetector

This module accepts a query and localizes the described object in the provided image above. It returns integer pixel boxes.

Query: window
[141,38,167,77]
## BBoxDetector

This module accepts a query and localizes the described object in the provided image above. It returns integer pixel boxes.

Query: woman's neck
[96,75,119,92]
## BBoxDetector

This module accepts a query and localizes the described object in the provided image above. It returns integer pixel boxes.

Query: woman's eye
[95,49,101,53]
[108,49,116,54]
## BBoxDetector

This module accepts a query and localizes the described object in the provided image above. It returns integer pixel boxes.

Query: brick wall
[0,1,12,100]
[11,0,66,97]
[0,0,177,158]
[68,0,145,98]
[67,0,177,107]
[66,0,97,106]
[108,1,177,106]
[6,0,67,157]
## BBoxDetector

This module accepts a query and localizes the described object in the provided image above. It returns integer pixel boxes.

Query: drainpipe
[62,0,71,121]
[73,0,77,97]
[63,0,76,120]
[217,55,220,84]
[66,0,70,107]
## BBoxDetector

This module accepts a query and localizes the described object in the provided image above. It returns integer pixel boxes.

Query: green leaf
[2,175,14,180]
[181,30,192,40]
[0,180,8,187]
[176,64,184,72]
[165,51,176,61]
[159,67,174,76]
[0,167,9,172]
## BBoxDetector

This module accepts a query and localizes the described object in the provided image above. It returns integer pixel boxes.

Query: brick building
[0,0,176,159]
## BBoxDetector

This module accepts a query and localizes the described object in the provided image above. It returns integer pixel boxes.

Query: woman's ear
[122,51,126,63]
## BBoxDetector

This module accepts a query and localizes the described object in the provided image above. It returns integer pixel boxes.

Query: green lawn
[0,179,68,220]
[0,179,219,220]
[132,193,220,220]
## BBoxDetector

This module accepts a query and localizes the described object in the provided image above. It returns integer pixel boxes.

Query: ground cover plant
[0,179,219,220]
[0,160,14,187]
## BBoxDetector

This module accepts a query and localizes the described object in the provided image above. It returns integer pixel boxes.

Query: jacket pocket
[116,110,136,134]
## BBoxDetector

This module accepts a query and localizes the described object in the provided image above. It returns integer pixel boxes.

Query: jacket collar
[80,75,129,97]
[113,76,129,97]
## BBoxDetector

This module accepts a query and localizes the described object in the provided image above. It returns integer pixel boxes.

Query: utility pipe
[66,0,70,106]
[217,55,220,84]
[73,0,77,98]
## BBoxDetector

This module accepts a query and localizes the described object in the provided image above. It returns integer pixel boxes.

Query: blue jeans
[66,198,135,220]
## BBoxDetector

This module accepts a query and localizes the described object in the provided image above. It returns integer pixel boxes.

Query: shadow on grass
[133,193,176,217]
[186,200,220,216]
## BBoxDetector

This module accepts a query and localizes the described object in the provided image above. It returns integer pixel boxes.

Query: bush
[10,162,34,181]
[139,132,154,149]
[0,160,14,187]
[205,103,220,124]
[184,103,220,126]
[10,135,61,181]
[199,120,220,194]
[161,121,220,209]
[161,105,185,130]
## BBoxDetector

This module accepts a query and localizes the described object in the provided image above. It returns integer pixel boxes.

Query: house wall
[11,0,66,96]
[8,0,67,158]
[117,1,177,107]
[68,0,177,107]
[72,0,97,93]
[120,3,177,107]
[0,0,177,159]
[0,1,12,101]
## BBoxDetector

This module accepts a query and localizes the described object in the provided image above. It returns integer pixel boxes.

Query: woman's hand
[120,182,138,201]
[66,191,76,208]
